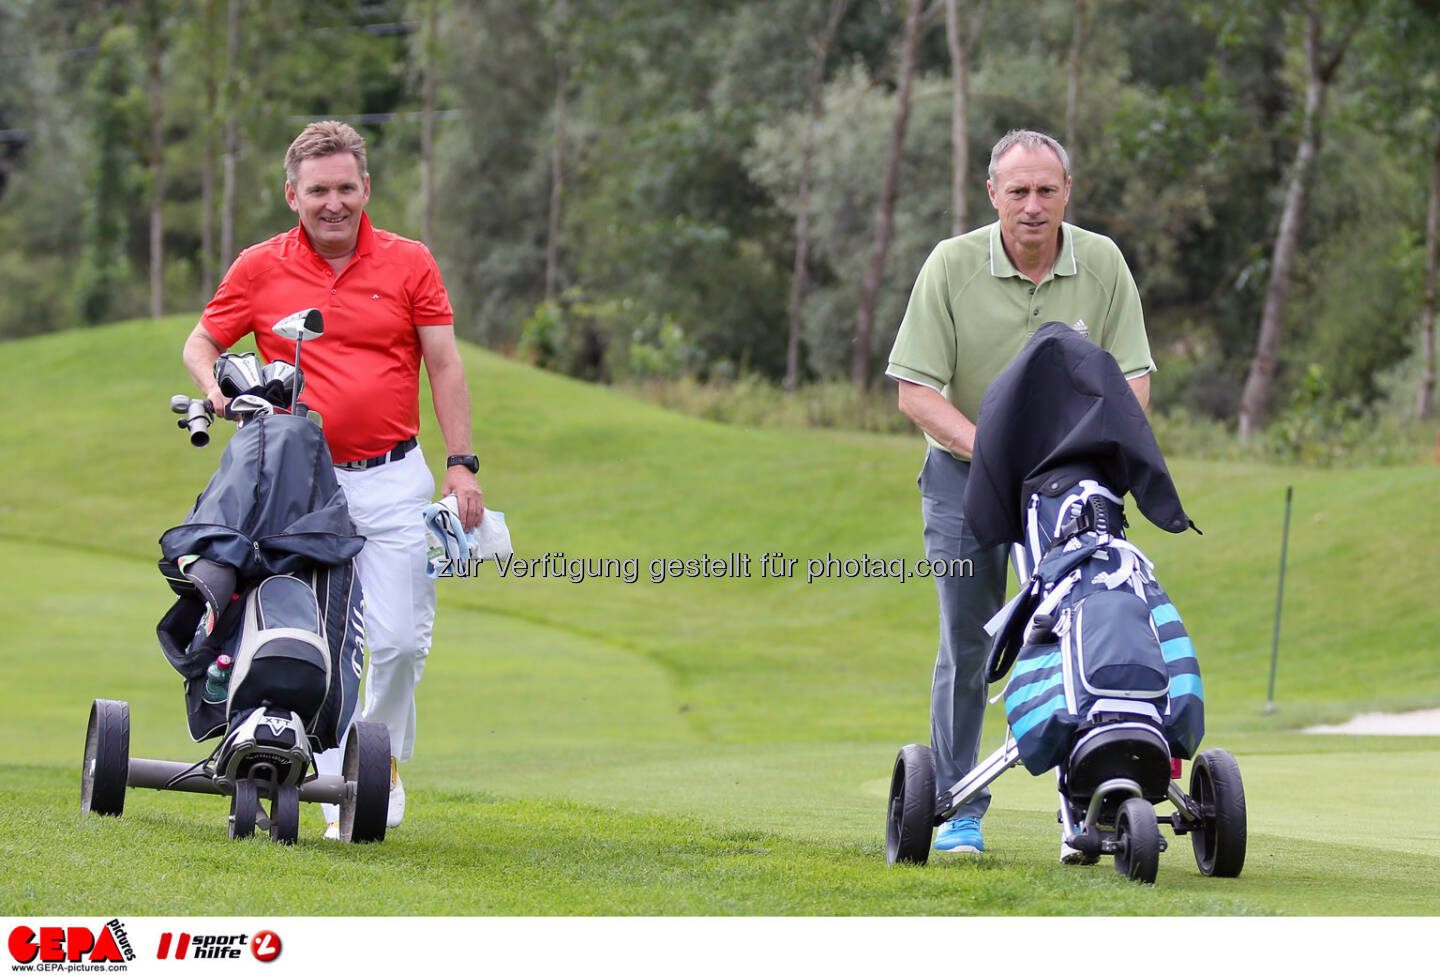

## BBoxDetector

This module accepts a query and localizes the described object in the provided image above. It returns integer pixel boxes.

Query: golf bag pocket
[1004,639,1074,775]
[227,574,331,726]
[1072,589,1169,700]
[1004,590,1171,776]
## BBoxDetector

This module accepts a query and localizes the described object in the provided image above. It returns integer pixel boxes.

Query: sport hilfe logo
[8,919,136,965]
[155,930,281,963]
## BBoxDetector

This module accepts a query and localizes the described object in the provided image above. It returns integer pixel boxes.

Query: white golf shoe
[387,757,405,828]
[1060,836,1098,865]
[323,820,341,841]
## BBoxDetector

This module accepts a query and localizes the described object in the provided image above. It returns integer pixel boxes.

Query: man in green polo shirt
[886,129,1154,858]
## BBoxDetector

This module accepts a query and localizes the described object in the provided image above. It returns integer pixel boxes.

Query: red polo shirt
[200,213,454,463]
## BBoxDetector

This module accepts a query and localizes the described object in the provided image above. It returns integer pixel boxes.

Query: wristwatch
[446,454,479,474]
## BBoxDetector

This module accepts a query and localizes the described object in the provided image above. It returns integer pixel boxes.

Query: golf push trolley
[80,309,392,844]
[886,645,1248,884]
[884,323,1247,885]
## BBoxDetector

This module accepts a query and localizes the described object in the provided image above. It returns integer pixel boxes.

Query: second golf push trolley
[81,308,393,844]
[884,323,1247,884]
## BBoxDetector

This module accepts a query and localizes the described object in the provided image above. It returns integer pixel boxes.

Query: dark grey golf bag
[156,412,366,755]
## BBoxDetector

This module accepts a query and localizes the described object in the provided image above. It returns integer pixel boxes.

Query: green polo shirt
[887,221,1153,457]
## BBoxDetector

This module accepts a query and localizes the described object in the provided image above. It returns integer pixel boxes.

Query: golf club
[271,308,324,414]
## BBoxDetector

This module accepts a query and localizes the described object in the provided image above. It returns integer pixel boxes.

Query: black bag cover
[964,321,1195,548]
[155,413,365,748]
[159,412,364,576]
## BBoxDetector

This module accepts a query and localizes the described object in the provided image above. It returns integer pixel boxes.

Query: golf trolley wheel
[340,721,390,844]
[80,699,130,817]
[885,744,936,866]
[269,784,300,845]
[229,779,259,840]
[1189,748,1247,878]
[1114,797,1161,884]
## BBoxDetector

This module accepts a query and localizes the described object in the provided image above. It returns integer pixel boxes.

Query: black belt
[335,436,418,471]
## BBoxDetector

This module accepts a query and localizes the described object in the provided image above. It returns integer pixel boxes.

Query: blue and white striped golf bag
[988,478,1204,778]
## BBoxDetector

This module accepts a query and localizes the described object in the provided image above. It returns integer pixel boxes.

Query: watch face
[449,454,478,473]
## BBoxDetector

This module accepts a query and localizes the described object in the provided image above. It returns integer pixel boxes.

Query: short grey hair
[988,129,1071,184]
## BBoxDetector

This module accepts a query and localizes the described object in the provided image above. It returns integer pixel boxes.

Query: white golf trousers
[317,445,436,821]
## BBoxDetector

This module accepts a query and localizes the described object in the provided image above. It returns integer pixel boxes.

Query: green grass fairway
[1,318,1437,915]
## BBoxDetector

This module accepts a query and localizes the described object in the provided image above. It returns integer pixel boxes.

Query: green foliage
[748,66,953,380]
[520,291,704,382]
[0,249,71,339]
[1263,363,1412,466]
[1286,151,1419,407]
[627,315,703,381]
[0,0,1436,432]
[622,374,915,433]
[73,24,144,327]
[1267,364,1357,465]
[1149,371,1436,468]
[429,0,552,345]
[626,370,1439,466]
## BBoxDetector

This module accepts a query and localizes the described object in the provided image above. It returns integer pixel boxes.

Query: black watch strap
[446,453,479,474]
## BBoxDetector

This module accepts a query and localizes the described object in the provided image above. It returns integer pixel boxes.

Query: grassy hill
[0,317,1436,915]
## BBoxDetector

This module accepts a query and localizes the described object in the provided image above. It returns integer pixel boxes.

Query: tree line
[0,0,1435,431]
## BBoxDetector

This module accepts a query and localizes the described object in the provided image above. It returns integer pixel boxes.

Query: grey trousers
[919,447,1008,814]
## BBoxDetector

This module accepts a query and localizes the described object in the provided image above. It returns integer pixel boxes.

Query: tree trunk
[852,0,925,390]
[945,0,966,236]
[200,0,218,299]
[220,0,240,273]
[944,0,986,237]
[147,27,165,320]
[1237,2,1359,438]
[1419,125,1439,421]
[785,0,848,392]
[1065,0,1084,163]
[545,43,567,302]
[420,0,437,245]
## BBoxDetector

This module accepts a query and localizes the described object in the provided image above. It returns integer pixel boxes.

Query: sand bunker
[1301,708,1440,735]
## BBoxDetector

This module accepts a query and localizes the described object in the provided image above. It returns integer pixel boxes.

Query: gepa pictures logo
[8,918,136,967]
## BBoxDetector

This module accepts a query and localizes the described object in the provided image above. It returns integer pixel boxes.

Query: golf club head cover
[214,352,263,398]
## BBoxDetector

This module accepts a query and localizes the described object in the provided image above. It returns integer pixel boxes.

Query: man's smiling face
[285,152,371,260]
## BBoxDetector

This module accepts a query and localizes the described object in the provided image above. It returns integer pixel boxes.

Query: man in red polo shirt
[182,120,484,835]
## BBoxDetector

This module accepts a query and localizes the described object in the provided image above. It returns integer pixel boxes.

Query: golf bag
[966,321,1203,787]
[156,412,366,752]
[987,481,1204,778]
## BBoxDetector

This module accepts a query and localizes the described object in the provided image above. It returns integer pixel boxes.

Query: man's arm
[1127,372,1150,412]
[183,324,229,414]
[1102,237,1152,414]
[897,380,978,460]
[418,325,484,530]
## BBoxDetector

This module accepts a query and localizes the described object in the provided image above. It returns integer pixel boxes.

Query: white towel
[423,495,513,579]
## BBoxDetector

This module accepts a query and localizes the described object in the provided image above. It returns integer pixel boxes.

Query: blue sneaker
[934,816,984,853]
